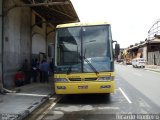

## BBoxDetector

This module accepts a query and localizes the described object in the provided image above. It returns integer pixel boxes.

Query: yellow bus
[54,22,115,94]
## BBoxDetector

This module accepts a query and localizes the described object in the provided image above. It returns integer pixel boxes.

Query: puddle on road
[54,105,94,112]
[44,111,64,120]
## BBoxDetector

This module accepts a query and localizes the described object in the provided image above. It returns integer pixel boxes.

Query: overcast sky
[71,0,160,48]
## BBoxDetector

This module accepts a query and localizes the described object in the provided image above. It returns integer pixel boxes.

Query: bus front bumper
[55,81,114,94]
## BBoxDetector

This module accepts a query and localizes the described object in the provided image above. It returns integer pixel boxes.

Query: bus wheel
[105,93,111,101]
[104,93,110,98]
[101,93,110,98]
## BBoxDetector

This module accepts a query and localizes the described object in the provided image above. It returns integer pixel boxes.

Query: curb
[144,68,160,73]
[18,96,50,120]
[24,93,58,120]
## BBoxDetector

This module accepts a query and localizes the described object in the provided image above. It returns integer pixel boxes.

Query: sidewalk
[0,83,54,120]
[144,65,160,73]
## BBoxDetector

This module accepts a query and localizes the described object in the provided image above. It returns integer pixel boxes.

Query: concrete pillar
[0,0,3,90]
[3,0,31,88]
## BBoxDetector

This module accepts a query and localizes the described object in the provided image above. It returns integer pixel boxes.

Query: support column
[0,0,3,91]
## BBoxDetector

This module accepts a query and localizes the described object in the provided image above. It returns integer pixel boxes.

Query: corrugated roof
[22,0,79,26]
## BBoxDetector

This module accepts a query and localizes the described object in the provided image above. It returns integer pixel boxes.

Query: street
[32,64,160,120]
[1,1,160,120]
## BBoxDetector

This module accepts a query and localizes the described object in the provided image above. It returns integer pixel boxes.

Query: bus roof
[56,22,111,28]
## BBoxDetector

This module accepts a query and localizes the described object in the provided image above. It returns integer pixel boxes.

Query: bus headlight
[97,76,114,81]
[54,78,68,82]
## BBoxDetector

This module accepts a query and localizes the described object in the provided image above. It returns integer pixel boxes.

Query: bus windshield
[55,25,113,73]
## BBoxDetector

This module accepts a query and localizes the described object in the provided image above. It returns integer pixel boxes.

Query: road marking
[7,93,48,97]
[36,95,63,120]
[97,106,120,110]
[119,87,132,104]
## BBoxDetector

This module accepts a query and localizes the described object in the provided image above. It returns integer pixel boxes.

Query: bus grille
[68,78,97,81]
[69,78,81,81]
[84,78,97,81]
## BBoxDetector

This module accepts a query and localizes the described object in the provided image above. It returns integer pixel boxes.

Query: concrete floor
[0,83,53,120]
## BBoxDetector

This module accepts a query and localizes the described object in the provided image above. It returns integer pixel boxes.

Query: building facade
[0,0,79,89]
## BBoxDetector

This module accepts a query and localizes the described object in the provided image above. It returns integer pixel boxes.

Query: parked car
[132,58,145,68]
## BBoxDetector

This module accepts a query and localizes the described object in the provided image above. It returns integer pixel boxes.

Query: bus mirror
[48,46,52,58]
[112,40,117,44]
[48,44,54,58]
[115,43,120,56]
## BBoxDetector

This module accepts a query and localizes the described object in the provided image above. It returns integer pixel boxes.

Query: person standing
[31,58,39,82]
[21,59,31,84]
[14,70,24,87]
[49,58,54,73]
[39,60,43,83]
[40,59,49,83]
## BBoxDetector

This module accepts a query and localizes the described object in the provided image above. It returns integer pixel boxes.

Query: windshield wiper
[79,55,99,74]
[67,65,72,74]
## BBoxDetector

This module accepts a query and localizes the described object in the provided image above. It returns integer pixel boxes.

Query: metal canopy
[22,0,80,26]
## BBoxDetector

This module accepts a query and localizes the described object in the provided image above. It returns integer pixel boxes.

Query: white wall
[32,34,46,54]
[31,12,55,60]
[31,11,46,59]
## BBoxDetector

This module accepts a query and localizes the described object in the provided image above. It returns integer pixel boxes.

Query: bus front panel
[54,72,115,94]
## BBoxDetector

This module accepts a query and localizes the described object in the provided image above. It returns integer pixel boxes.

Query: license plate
[78,86,88,89]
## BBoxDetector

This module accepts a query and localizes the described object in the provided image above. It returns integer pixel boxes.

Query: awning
[22,0,80,26]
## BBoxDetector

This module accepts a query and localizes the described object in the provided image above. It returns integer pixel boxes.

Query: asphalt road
[42,64,160,120]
